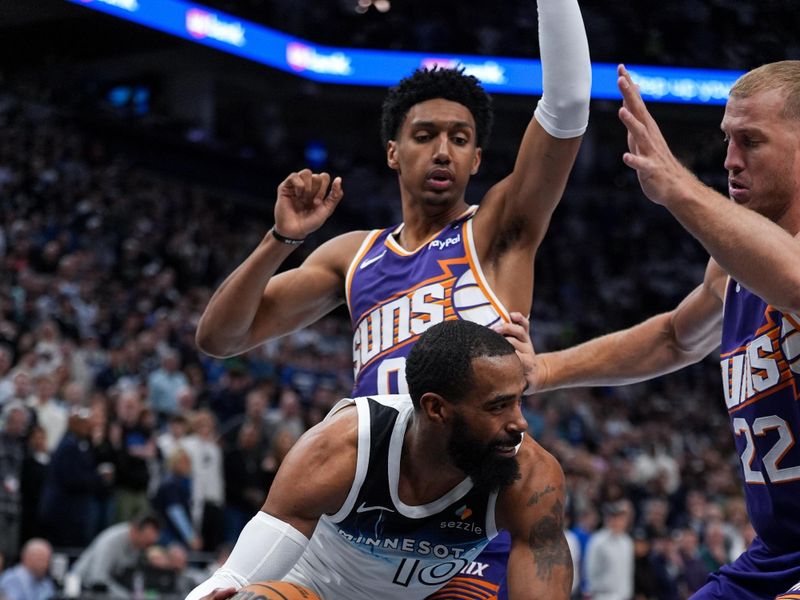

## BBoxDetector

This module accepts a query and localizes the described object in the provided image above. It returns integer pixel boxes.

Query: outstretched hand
[493,312,544,394]
[617,64,694,206]
[274,169,344,239]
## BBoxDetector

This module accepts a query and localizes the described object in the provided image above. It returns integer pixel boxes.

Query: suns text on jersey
[721,314,800,410]
[352,283,446,376]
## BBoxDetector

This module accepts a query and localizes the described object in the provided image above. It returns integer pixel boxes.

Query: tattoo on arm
[528,500,573,597]
[527,484,556,506]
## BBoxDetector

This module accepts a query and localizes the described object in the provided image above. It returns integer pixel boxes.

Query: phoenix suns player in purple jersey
[501,63,800,599]
[195,0,590,597]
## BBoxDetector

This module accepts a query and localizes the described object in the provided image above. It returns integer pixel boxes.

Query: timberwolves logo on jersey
[346,208,510,396]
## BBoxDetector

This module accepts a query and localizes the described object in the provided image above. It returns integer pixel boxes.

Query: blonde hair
[730,61,800,121]
[166,447,190,472]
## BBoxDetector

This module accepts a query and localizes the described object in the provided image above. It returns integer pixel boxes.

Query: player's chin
[421,192,459,211]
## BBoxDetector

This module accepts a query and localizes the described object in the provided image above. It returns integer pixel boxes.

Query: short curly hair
[405,319,515,410]
[380,67,493,148]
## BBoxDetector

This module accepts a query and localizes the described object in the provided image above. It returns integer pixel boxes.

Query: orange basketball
[231,580,322,600]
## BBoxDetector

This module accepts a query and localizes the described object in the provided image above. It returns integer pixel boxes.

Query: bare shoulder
[264,404,359,521]
[304,229,373,275]
[497,435,566,531]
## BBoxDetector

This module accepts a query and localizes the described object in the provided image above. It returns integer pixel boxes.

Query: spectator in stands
[674,527,710,597]
[0,402,29,561]
[26,373,66,453]
[264,387,304,441]
[632,527,659,600]
[156,414,189,461]
[147,348,189,426]
[152,447,202,550]
[19,425,49,545]
[208,364,251,427]
[218,387,269,452]
[183,410,224,552]
[88,398,117,540]
[585,499,635,600]
[69,512,160,598]
[4,373,34,416]
[698,519,731,574]
[0,538,54,600]
[111,388,155,522]
[38,407,113,548]
[0,344,15,405]
[222,421,269,542]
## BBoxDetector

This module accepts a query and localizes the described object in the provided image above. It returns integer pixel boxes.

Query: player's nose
[724,141,744,173]
[508,403,528,435]
[433,134,451,163]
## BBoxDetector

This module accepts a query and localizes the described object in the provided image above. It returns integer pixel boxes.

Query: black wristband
[270,227,305,246]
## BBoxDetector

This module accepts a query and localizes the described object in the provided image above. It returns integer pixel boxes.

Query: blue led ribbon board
[66,0,743,105]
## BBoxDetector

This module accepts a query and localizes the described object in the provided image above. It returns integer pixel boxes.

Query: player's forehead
[467,354,524,401]
[402,98,476,131]
[721,88,788,134]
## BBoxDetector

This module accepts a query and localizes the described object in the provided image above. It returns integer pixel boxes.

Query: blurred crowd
[202,0,800,70]
[0,73,747,600]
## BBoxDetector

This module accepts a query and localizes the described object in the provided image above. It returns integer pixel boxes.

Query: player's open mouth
[493,445,516,456]
[493,440,520,456]
[728,180,749,202]
[427,169,454,190]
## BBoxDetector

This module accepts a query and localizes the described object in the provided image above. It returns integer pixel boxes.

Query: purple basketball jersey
[720,278,800,554]
[346,207,510,397]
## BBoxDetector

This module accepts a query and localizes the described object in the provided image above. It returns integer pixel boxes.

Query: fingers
[492,312,532,345]
[325,176,344,208]
[619,106,650,152]
[212,588,237,600]
[281,169,343,205]
[617,64,645,117]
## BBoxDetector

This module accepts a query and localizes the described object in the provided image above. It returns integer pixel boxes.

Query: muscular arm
[196,231,365,357]
[536,259,725,391]
[184,408,357,600]
[499,439,573,599]
[195,169,359,358]
[617,65,800,313]
[261,406,358,535]
[473,0,590,310]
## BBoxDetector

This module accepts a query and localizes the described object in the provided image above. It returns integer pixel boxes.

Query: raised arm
[195,170,363,358]
[185,408,357,600]
[617,64,800,313]
[499,439,573,599]
[473,0,590,309]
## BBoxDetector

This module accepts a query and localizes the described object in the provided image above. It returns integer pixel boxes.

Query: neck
[397,195,469,249]
[400,417,465,505]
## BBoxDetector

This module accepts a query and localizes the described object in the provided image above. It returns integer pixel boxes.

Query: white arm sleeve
[533,0,592,138]
[184,512,310,600]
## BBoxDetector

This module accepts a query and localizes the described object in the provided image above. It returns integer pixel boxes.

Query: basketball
[231,580,322,600]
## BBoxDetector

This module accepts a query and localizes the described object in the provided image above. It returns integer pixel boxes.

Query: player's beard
[447,412,521,492]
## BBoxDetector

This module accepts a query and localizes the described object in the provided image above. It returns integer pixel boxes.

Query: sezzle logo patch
[455,505,472,520]
[429,234,461,251]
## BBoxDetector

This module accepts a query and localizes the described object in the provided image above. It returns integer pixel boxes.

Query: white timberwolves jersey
[284,395,499,599]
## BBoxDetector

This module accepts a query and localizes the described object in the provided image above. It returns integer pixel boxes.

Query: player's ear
[420,392,449,424]
[387,140,399,171]
[470,147,482,175]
